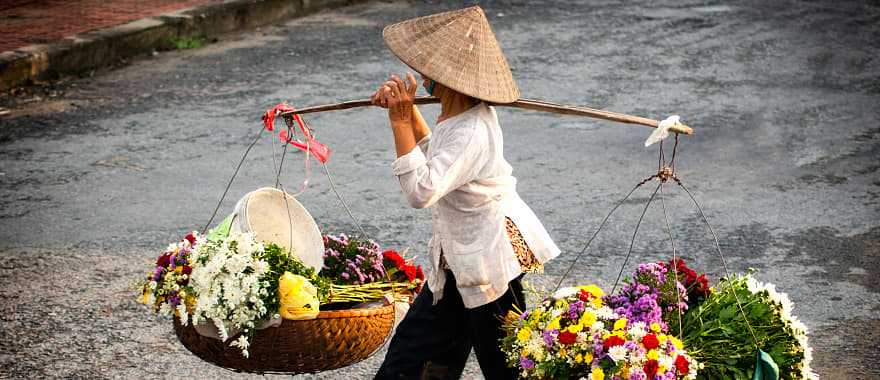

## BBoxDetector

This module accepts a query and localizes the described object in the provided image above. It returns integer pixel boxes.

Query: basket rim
[314,303,394,319]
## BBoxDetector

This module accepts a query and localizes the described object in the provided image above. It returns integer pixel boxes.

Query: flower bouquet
[501,284,698,380]
[605,262,690,333]
[503,259,815,379]
[139,232,199,321]
[672,272,815,380]
[322,233,425,306]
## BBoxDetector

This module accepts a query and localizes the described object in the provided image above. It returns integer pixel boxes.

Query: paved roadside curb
[0,0,362,91]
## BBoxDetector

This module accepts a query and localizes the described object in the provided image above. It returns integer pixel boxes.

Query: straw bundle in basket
[174,305,394,374]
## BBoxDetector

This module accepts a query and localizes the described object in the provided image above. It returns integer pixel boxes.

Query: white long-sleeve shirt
[391,102,560,308]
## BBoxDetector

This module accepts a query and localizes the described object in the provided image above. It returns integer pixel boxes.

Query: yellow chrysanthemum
[547,317,561,331]
[658,365,667,374]
[517,328,532,343]
[559,348,567,357]
[584,353,593,363]
[658,334,669,346]
[580,311,597,327]
[567,323,584,333]
[591,298,604,308]
[574,353,584,363]
[646,349,659,361]
[590,366,605,380]
[650,322,662,332]
[613,318,628,331]
[670,336,684,350]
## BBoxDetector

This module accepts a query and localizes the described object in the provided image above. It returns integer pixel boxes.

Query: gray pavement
[1,0,878,378]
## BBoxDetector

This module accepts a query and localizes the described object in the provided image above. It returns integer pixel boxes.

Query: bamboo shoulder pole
[279,96,693,135]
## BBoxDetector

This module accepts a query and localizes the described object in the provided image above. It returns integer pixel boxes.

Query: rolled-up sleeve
[391,145,428,177]
[416,133,431,153]
[391,122,485,209]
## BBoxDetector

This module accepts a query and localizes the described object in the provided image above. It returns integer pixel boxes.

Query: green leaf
[720,305,737,321]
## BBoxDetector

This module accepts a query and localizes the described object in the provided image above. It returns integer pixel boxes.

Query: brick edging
[0,0,359,91]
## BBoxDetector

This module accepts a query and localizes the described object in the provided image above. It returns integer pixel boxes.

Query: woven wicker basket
[174,305,395,374]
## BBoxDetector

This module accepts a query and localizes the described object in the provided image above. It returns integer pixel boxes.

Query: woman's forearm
[411,105,430,142]
[391,120,417,157]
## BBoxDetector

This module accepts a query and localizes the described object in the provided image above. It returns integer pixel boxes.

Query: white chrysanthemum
[658,354,674,371]
[554,287,579,299]
[215,319,230,341]
[189,234,272,357]
[628,322,647,340]
[745,275,762,294]
[596,306,617,320]
[608,345,627,362]
[158,302,171,316]
[177,304,189,326]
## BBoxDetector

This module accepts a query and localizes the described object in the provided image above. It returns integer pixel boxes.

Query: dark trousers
[375,270,526,380]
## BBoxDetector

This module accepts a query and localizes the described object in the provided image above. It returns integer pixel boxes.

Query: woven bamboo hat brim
[383,6,520,104]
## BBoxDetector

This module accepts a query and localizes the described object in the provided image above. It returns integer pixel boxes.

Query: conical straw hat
[383,6,520,104]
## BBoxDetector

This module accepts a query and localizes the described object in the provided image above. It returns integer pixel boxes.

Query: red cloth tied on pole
[262,103,331,163]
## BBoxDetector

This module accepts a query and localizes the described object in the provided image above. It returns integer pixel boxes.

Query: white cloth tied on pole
[645,115,681,147]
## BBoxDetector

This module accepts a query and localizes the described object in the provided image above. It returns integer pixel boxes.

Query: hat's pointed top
[383,6,520,103]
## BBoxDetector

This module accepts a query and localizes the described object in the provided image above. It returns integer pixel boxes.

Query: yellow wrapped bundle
[278,272,320,320]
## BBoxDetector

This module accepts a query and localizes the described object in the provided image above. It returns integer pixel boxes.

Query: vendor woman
[373,6,560,379]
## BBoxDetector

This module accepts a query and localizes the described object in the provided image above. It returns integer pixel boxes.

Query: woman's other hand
[370,83,389,109]
[379,72,418,124]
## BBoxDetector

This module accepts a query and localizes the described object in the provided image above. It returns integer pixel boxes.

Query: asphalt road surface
[1,0,878,378]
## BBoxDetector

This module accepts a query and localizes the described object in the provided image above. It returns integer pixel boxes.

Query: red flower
[642,333,659,350]
[382,250,405,269]
[644,359,659,378]
[558,331,577,345]
[403,265,417,282]
[182,265,192,275]
[156,253,171,268]
[674,355,690,374]
[684,268,697,283]
[603,335,625,350]
[184,233,196,245]
[578,289,591,302]
[695,274,710,295]
[415,265,425,281]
